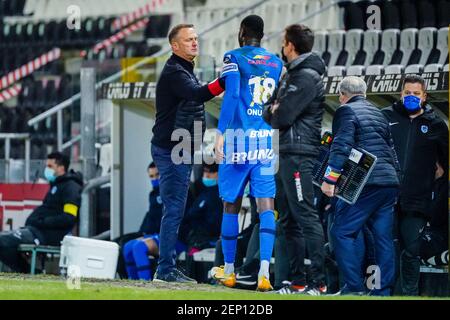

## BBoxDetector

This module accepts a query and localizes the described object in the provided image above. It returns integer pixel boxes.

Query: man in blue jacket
[321,76,400,296]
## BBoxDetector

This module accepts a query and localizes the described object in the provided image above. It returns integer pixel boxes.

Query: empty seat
[417,0,437,28]
[346,65,365,76]
[385,65,404,74]
[382,0,401,29]
[400,0,418,29]
[436,0,450,28]
[398,28,418,66]
[365,65,384,75]
[444,64,449,72]
[436,27,449,65]
[340,1,365,30]
[418,27,438,65]
[405,64,424,74]
[327,30,345,67]
[380,29,400,66]
[327,66,346,77]
[362,29,382,66]
[424,64,443,73]
[344,29,364,67]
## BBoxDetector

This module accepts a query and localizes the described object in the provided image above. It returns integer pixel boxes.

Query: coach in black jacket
[151,24,224,283]
[382,74,448,296]
[0,152,82,272]
[321,76,400,296]
[263,24,327,295]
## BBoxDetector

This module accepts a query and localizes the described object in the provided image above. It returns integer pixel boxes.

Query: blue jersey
[218,46,283,164]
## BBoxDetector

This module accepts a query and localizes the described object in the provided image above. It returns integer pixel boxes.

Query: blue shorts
[218,161,276,203]
[143,234,187,255]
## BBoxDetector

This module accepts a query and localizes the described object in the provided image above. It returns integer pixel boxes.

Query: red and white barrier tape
[0,48,61,91]
[112,0,165,30]
[0,83,22,103]
[81,18,150,57]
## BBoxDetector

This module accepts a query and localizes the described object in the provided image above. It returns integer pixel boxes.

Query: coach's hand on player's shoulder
[214,133,225,164]
[321,181,335,198]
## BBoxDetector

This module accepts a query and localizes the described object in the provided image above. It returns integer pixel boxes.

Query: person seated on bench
[0,152,83,273]
[122,162,193,281]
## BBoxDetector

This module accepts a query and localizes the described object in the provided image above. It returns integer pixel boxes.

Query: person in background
[0,152,82,273]
[382,75,448,296]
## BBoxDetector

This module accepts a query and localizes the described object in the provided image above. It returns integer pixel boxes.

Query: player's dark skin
[224,197,274,215]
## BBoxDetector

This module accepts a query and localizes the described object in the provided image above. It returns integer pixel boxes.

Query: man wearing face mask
[382,75,448,296]
[0,152,82,273]
[263,24,327,295]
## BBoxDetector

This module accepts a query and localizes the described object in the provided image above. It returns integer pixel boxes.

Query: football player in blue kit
[211,15,283,292]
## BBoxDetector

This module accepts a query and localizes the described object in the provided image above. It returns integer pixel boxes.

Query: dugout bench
[17,244,60,275]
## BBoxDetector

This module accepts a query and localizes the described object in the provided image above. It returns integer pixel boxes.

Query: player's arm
[170,70,224,103]
[323,106,356,185]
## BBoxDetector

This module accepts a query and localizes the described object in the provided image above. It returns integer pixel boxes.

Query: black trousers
[399,211,427,296]
[276,154,325,286]
[0,228,37,272]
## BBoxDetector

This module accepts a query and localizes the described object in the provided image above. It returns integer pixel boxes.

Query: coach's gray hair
[338,76,367,97]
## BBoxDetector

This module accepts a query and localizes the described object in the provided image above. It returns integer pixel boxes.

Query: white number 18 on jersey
[249,76,276,105]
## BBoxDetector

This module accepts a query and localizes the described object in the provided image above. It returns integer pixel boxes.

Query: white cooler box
[59,236,119,279]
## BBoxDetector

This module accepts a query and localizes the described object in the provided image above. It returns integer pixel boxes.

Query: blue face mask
[44,167,56,183]
[402,95,422,113]
[202,178,218,187]
[151,179,160,189]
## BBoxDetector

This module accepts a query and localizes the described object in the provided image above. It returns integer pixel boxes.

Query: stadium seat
[327,30,345,67]
[444,64,449,72]
[327,66,346,77]
[365,65,384,75]
[424,64,443,73]
[380,29,400,66]
[312,30,330,66]
[344,29,364,67]
[436,27,449,65]
[346,65,365,76]
[417,0,437,28]
[399,28,419,65]
[436,0,450,28]
[418,27,438,66]
[382,0,401,29]
[384,65,404,74]
[400,0,418,29]
[404,64,424,74]
[362,29,382,66]
[340,0,365,30]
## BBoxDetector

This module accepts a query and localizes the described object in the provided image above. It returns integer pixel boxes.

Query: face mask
[281,46,288,63]
[44,167,56,183]
[151,179,160,189]
[402,95,422,113]
[202,178,217,187]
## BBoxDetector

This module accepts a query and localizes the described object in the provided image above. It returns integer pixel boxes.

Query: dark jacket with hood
[152,54,213,150]
[263,52,326,157]
[25,170,83,246]
[382,101,448,214]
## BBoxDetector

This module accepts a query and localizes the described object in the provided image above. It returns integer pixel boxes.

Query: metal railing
[0,133,31,183]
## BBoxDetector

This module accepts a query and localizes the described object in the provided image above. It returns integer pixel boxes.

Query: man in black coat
[321,76,400,296]
[151,24,225,283]
[382,74,448,296]
[263,24,327,295]
[0,152,82,272]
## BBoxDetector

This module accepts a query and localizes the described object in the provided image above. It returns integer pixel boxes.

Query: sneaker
[276,284,308,295]
[256,275,273,292]
[153,268,197,283]
[305,284,328,296]
[211,266,236,288]
[235,270,258,287]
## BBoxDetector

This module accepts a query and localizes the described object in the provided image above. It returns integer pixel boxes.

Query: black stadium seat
[382,0,401,29]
